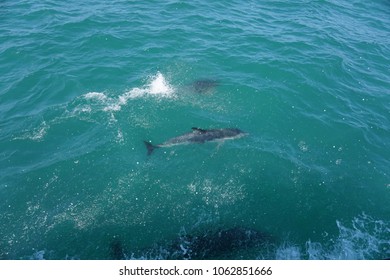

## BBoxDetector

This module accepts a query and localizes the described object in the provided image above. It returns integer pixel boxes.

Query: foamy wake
[81,72,175,113]
[13,121,50,142]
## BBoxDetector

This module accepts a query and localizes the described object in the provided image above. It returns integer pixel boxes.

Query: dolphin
[171,227,273,260]
[143,127,247,155]
[125,227,273,260]
[190,79,219,93]
[109,239,125,260]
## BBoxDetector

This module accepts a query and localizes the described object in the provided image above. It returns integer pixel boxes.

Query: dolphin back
[143,127,246,155]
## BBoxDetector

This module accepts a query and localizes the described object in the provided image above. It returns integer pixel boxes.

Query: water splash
[79,72,175,114]
[119,72,175,105]
[273,213,390,260]
[149,72,175,96]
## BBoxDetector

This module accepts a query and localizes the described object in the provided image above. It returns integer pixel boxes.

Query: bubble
[298,141,309,152]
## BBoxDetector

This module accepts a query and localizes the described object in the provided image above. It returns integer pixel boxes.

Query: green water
[0,0,389,259]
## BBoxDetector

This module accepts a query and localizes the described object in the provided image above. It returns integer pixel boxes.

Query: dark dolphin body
[144,127,247,155]
[190,79,219,93]
[170,227,272,260]
[120,227,273,260]
[109,239,125,260]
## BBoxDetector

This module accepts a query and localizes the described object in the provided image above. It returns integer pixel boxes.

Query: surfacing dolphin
[144,127,247,155]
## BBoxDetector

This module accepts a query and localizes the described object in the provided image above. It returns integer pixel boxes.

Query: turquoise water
[1,0,389,259]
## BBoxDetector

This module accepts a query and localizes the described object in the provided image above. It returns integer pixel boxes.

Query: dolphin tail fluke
[144,141,158,156]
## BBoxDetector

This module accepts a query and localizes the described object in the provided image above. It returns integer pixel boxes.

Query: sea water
[0,0,389,259]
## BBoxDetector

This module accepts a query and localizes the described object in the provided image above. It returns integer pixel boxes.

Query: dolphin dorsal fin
[191,127,207,133]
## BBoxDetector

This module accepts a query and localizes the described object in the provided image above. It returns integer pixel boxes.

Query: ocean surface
[1,0,389,260]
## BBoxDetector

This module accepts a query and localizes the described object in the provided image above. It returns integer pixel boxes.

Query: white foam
[272,214,390,260]
[148,72,174,96]
[83,92,108,101]
[119,72,175,105]
[116,129,124,144]
[103,104,121,112]
[305,241,325,259]
[30,122,48,141]
[72,105,92,114]
[329,214,390,259]
[31,250,46,260]
[275,243,302,260]
[82,91,121,113]
[14,121,49,142]
[78,73,175,114]
[118,88,147,105]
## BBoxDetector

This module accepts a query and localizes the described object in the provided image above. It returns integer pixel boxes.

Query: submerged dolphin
[171,227,273,259]
[144,127,246,155]
[121,227,273,260]
[191,79,219,93]
[109,239,125,260]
